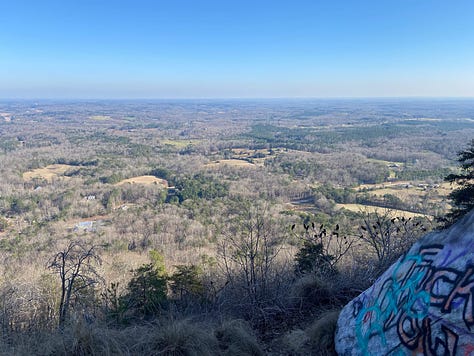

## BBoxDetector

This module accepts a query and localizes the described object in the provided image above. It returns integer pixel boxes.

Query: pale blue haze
[0,0,473,98]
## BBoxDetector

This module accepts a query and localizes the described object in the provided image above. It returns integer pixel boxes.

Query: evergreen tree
[124,250,168,319]
[445,140,474,223]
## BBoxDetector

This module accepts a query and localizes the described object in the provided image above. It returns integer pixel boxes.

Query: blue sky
[1,0,473,98]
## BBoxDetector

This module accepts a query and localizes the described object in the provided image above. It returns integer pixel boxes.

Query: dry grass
[336,204,431,218]
[290,274,337,310]
[23,164,75,182]
[361,183,453,201]
[281,329,310,355]
[357,180,413,190]
[205,160,256,168]
[0,113,11,122]
[215,319,263,356]
[115,175,168,187]
[133,319,218,356]
[358,181,455,197]
[89,115,111,121]
[6,319,130,356]
[305,310,340,355]
[1,317,267,356]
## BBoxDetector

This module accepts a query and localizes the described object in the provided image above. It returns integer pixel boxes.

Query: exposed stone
[336,210,474,355]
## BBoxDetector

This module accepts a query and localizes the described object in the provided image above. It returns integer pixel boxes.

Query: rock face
[335,210,474,356]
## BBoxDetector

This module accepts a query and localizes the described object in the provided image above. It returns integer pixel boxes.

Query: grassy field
[89,115,111,121]
[23,164,75,182]
[205,159,257,168]
[115,175,169,187]
[336,203,431,218]
[0,113,11,122]
[357,181,454,204]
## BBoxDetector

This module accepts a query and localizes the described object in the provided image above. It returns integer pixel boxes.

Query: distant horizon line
[1,96,474,102]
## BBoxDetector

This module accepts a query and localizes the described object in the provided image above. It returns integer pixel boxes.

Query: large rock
[336,210,474,355]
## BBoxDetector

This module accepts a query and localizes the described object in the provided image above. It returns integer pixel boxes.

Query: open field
[0,113,11,122]
[23,164,75,182]
[115,175,168,187]
[205,159,257,168]
[89,115,111,121]
[336,203,431,218]
[357,181,414,190]
[358,181,454,203]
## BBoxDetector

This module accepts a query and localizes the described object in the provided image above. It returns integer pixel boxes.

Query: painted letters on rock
[335,210,474,355]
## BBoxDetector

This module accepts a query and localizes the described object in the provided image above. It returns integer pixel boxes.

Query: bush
[215,319,263,356]
[281,329,310,355]
[134,319,218,356]
[10,319,129,356]
[290,274,336,311]
[305,310,340,356]
[294,241,336,276]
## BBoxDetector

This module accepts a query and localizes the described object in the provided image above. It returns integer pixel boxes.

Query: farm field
[205,159,257,168]
[335,203,431,218]
[115,175,169,187]
[89,115,111,121]
[22,164,76,181]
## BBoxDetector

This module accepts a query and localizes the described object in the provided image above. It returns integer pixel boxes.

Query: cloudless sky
[1,0,473,98]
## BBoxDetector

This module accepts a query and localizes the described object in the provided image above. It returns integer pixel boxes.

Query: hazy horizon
[1,0,473,99]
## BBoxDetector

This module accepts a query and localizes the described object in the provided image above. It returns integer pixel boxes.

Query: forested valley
[0,99,473,355]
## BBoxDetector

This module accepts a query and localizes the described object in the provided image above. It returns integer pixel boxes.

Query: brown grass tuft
[133,319,218,356]
[215,319,263,356]
[6,318,129,356]
[290,274,337,310]
[281,329,310,355]
[305,310,340,356]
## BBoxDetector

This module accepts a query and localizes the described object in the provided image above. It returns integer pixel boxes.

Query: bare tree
[293,221,355,276]
[48,241,103,326]
[218,201,286,305]
[358,209,428,272]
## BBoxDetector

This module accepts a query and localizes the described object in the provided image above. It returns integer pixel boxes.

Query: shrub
[11,319,129,356]
[215,319,263,356]
[134,319,218,356]
[305,310,340,356]
[281,329,310,355]
[294,241,336,276]
[290,274,336,311]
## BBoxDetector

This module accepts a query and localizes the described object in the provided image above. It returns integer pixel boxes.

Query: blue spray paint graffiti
[352,243,474,355]
[354,246,439,355]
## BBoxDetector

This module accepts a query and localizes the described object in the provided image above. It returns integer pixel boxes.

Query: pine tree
[445,139,474,223]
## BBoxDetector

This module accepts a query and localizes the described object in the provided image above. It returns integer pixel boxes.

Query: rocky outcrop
[335,210,474,355]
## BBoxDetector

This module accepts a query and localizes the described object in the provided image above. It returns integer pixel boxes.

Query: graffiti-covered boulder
[335,210,474,356]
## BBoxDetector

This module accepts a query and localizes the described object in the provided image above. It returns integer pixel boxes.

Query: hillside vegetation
[0,99,473,354]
